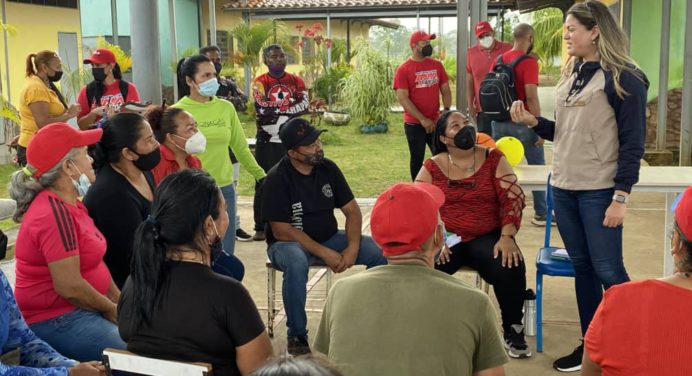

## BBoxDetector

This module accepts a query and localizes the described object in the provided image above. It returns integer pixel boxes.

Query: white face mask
[173,131,207,155]
[479,36,494,49]
[69,161,92,197]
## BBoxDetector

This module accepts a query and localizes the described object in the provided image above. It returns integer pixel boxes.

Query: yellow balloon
[496,136,525,167]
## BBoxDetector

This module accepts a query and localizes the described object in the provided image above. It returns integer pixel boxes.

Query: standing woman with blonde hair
[18,51,81,165]
[510,1,649,372]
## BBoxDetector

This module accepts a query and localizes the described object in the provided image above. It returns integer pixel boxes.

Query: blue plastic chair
[535,174,575,353]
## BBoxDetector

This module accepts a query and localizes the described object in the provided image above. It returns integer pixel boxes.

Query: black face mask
[299,150,325,166]
[213,62,222,75]
[421,45,434,57]
[132,147,161,171]
[92,67,107,82]
[452,126,477,150]
[48,70,63,82]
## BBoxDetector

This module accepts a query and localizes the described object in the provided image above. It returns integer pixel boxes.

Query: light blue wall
[80,0,200,87]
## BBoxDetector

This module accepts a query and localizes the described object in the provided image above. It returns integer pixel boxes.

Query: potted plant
[339,41,396,133]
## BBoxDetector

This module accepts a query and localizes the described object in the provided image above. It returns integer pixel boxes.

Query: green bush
[312,62,352,104]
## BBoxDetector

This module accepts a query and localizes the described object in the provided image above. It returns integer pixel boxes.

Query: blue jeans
[552,187,630,335]
[220,184,238,255]
[267,230,387,337]
[492,121,547,217]
[212,250,245,281]
[29,308,126,362]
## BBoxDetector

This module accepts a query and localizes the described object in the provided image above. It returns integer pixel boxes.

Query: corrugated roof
[223,0,505,11]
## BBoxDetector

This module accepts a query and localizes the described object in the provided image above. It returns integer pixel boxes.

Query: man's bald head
[512,23,534,41]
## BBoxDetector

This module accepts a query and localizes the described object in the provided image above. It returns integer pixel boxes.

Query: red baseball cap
[26,123,102,179]
[83,48,116,65]
[409,30,436,46]
[675,186,692,240]
[475,21,494,38]
[371,182,445,256]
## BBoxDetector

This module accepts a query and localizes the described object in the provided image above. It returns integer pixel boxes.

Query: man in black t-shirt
[262,118,387,356]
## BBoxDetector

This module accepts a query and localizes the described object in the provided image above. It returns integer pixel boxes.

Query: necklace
[447,149,476,173]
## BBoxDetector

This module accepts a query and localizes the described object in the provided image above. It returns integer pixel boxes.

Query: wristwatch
[612,194,628,204]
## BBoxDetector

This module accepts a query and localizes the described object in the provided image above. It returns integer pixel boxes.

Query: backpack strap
[118,79,129,101]
[495,55,504,65]
[508,54,530,70]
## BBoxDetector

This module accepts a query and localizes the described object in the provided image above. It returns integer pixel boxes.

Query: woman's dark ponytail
[130,216,168,328]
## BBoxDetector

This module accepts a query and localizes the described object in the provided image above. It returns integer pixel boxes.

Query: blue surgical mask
[69,161,91,196]
[196,78,220,97]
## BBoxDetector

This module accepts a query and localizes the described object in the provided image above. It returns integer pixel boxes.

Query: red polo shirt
[466,41,512,112]
[151,144,203,186]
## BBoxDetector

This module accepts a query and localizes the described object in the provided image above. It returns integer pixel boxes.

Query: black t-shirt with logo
[261,156,354,245]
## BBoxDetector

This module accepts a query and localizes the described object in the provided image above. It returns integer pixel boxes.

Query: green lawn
[235,112,426,198]
[0,112,422,205]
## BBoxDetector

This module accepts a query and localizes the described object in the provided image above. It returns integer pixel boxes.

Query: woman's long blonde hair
[563,0,645,99]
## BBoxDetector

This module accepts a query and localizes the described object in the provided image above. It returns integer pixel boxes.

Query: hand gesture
[509,101,538,127]
[90,105,107,116]
[421,118,435,134]
[322,248,344,273]
[69,361,105,376]
[338,246,358,272]
[493,235,523,268]
[603,201,626,228]
[66,104,82,118]
[435,244,452,266]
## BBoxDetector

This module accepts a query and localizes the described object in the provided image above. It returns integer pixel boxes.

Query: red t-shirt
[393,58,449,124]
[150,143,203,186]
[466,41,512,112]
[77,80,141,118]
[491,50,539,111]
[585,280,692,376]
[14,190,112,324]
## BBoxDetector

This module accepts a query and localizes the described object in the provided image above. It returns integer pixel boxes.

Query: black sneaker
[553,341,584,372]
[235,228,253,242]
[503,324,532,358]
[287,335,311,356]
[253,230,266,241]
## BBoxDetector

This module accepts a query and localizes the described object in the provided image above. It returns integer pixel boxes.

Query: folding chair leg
[267,267,275,338]
[536,272,543,353]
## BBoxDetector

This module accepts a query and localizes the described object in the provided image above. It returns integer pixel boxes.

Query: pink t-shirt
[393,58,449,124]
[14,190,111,324]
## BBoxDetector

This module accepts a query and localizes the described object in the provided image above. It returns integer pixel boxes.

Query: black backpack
[479,54,529,121]
[86,80,130,110]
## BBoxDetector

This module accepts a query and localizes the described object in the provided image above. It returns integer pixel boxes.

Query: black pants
[404,122,433,181]
[253,141,286,231]
[16,145,27,166]
[436,229,527,332]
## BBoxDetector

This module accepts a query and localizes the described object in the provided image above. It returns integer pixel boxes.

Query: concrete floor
[232,186,665,375]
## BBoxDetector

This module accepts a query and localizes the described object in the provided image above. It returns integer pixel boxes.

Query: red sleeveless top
[423,148,524,242]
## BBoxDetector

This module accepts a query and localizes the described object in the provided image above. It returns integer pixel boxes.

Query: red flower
[304,29,315,37]
[325,38,332,49]
[311,22,322,30]
[314,35,323,45]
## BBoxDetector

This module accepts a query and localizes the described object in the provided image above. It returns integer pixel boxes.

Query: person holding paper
[415,110,530,359]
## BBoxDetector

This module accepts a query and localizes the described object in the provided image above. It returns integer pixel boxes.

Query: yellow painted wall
[200,1,371,77]
[0,3,83,105]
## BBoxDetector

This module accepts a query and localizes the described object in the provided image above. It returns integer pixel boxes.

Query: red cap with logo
[26,123,102,179]
[475,21,494,38]
[83,48,116,65]
[371,182,445,256]
[409,30,436,46]
[675,186,692,240]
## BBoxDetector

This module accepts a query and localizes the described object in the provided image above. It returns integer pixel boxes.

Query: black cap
[279,118,327,149]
